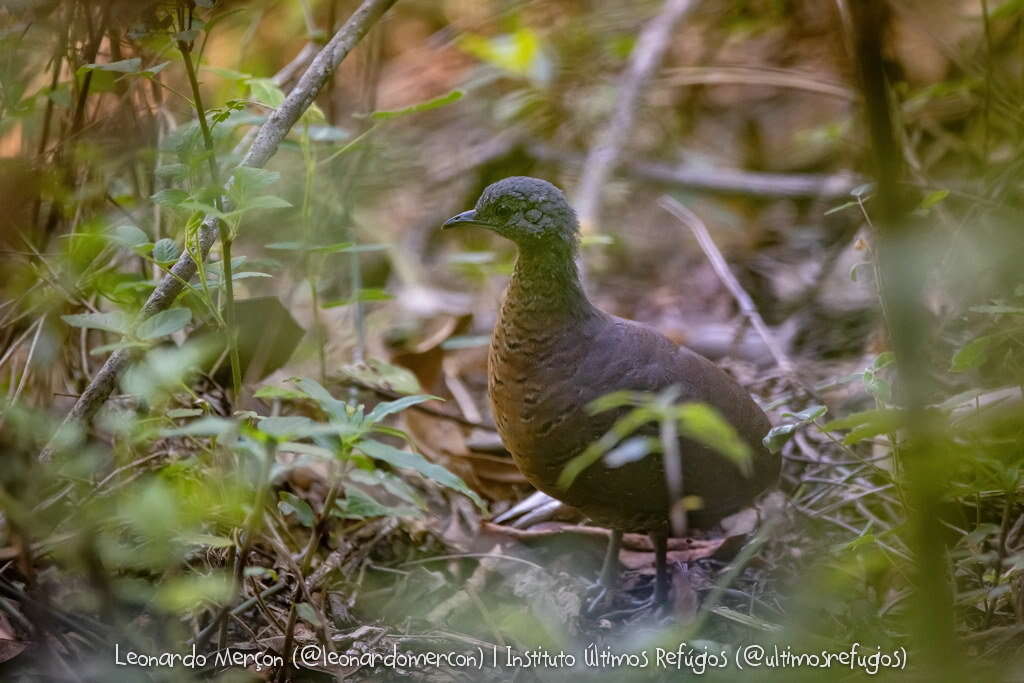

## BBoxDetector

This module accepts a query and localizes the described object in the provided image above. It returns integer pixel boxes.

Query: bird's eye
[495,204,512,219]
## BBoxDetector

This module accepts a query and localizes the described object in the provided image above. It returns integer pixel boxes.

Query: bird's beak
[442,209,490,229]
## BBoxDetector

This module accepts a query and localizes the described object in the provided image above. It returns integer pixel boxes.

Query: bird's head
[443,176,578,250]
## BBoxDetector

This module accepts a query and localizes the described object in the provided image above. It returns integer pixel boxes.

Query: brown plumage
[444,177,779,603]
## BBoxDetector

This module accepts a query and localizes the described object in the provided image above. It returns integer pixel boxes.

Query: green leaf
[850,182,874,198]
[278,442,336,459]
[152,188,189,207]
[677,403,753,475]
[368,89,464,120]
[763,405,826,454]
[139,61,171,78]
[292,377,348,420]
[166,408,204,419]
[762,423,800,454]
[458,28,552,85]
[586,390,647,413]
[824,408,904,444]
[340,359,422,395]
[258,416,317,439]
[322,288,393,307]
[152,238,180,264]
[61,311,128,335]
[155,573,232,612]
[440,335,490,350]
[334,486,421,519]
[872,352,895,370]
[204,67,252,81]
[264,240,354,253]
[311,242,361,254]
[177,200,225,218]
[253,385,307,401]
[993,0,1024,19]
[349,469,425,509]
[306,125,350,142]
[108,224,150,248]
[248,78,285,108]
[919,189,949,210]
[358,440,484,508]
[90,340,145,355]
[239,195,292,211]
[603,436,656,468]
[366,394,441,424]
[231,166,280,193]
[295,602,322,627]
[782,405,828,422]
[177,533,235,548]
[79,58,142,75]
[161,416,236,437]
[278,492,315,527]
[205,270,272,285]
[559,404,658,488]
[951,335,994,372]
[136,308,192,340]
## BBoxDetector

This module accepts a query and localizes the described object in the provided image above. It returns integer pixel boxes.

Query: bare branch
[533,144,858,199]
[573,0,700,231]
[659,196,796,376]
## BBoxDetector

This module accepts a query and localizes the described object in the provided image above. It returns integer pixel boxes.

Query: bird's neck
[502,244,594,325]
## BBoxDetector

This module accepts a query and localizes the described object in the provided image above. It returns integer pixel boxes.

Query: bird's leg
[652,530,669,605]
[583,529,623,616]
[600,529,623,588]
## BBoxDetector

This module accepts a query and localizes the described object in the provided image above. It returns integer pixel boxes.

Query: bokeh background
[2,0,1023,680]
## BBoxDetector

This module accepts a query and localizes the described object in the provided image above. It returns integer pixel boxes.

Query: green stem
[300,123,327,383]
[178,31,242,399]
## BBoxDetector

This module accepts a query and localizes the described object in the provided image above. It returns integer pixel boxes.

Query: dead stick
[659,195,822,402]
[573,0,700,231]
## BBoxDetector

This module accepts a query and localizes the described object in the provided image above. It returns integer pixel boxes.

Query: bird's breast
[487,308,596,477]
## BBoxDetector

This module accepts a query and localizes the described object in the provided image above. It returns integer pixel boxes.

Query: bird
[443,176,779,607]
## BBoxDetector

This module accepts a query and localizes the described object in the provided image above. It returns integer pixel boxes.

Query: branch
[534,143,858,199]
[572,0,700,231]
[658,196,795,376]
[41,0,398,461]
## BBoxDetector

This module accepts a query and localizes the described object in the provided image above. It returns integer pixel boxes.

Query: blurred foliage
[1,0,1024,681]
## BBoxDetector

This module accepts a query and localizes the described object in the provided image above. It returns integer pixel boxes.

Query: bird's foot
[582,581,658,620]
[582,582,623,618]
[598,593,671,626]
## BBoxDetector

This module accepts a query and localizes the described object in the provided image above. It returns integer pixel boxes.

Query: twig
[661,65,856,101]
[40,0,399,462]
[0,316,46,433]
[275,464,346,682]
[573,0,700,230]
[532,144,857,199]
[658,196,800,380]
[191,580,288,647]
